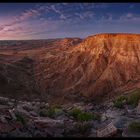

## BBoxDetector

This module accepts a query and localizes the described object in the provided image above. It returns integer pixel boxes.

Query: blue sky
[0,3,140,40]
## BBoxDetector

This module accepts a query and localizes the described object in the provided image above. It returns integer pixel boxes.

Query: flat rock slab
[97,122,117,137]
[34,117,64,129]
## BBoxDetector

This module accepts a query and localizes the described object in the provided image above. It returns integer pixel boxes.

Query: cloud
[16,9,40,21]
[75,13,84,20]
[126,13,133,18]
[0,8,41,32]
[1,3,139,40]
[0,3,107,39]
[36,3,96,21]
[50,4,68,20]
[129,4,135,9]
[60,14,67,20]
[119,13,140,22]
[0,6,43,40]
[50,5,60,14]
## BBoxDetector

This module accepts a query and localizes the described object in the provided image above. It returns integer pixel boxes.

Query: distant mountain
[0,33,140,103]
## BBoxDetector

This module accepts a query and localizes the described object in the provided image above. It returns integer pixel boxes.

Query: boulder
[101,113,108,122]
[0,116,7,123]
[9,109,17,120]
[22,105,33,112]
[8,102,14,107]
[113,116,128,129]
[14,107,31,118]
[34,117,64,129]
[29,111,38,117]
[84,103,93,111]
[97,122,117,137]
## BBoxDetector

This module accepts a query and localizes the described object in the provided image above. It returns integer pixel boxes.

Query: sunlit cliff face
[0,3,140,40]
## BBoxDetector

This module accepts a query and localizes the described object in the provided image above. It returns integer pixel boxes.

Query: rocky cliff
[0,33,140,103]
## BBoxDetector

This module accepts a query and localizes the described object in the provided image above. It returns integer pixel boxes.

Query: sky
[0,3,140,40]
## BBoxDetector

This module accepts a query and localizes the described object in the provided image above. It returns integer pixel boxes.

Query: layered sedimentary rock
[0,34,140,102]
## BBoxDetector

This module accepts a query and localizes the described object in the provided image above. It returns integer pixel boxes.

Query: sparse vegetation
[15,112,28,126]
[69,108,100,122]
[114,89,140,108]
[128,122,140,133]
[127,90,140,107]
[47,105,63,118]
[39,104,63,118]
[113,95,127,108]
[75,122,91,134]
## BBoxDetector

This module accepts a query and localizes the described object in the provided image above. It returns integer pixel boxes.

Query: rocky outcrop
[35,33,140,102]
[97,122,117,137]
[0,94,139,137]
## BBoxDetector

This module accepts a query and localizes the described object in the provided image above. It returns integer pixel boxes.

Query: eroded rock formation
[0,33,140,102]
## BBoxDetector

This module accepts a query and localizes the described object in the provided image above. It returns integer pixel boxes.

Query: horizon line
[0,32,140,41]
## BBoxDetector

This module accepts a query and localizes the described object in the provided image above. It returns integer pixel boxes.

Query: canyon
[0,33,140,137]
[0,33,140,103]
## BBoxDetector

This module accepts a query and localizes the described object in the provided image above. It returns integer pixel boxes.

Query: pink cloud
[0,8,41,32]
[15,9,40,21]
[126,13,133,18]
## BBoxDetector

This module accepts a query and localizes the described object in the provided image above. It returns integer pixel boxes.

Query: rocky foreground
[0,94,140,137]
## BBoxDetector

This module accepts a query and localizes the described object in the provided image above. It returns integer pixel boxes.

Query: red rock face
[0,33,140,102]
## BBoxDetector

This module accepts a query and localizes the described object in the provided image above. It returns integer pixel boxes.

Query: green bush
[47,105,63,118]
[15,112,28,126]
[128,122,140,133]
[113,96,127,108]
[69,108,82,118]
[39,109,48,117]
[69,108,100,122]
[77,112,94,121]
[113,89,140,108]
[47,108,55,118]
[127,90,140,107]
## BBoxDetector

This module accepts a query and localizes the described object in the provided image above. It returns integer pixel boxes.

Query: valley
[0,33,140,137]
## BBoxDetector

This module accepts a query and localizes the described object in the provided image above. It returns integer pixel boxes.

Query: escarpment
[0,33,140,102]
